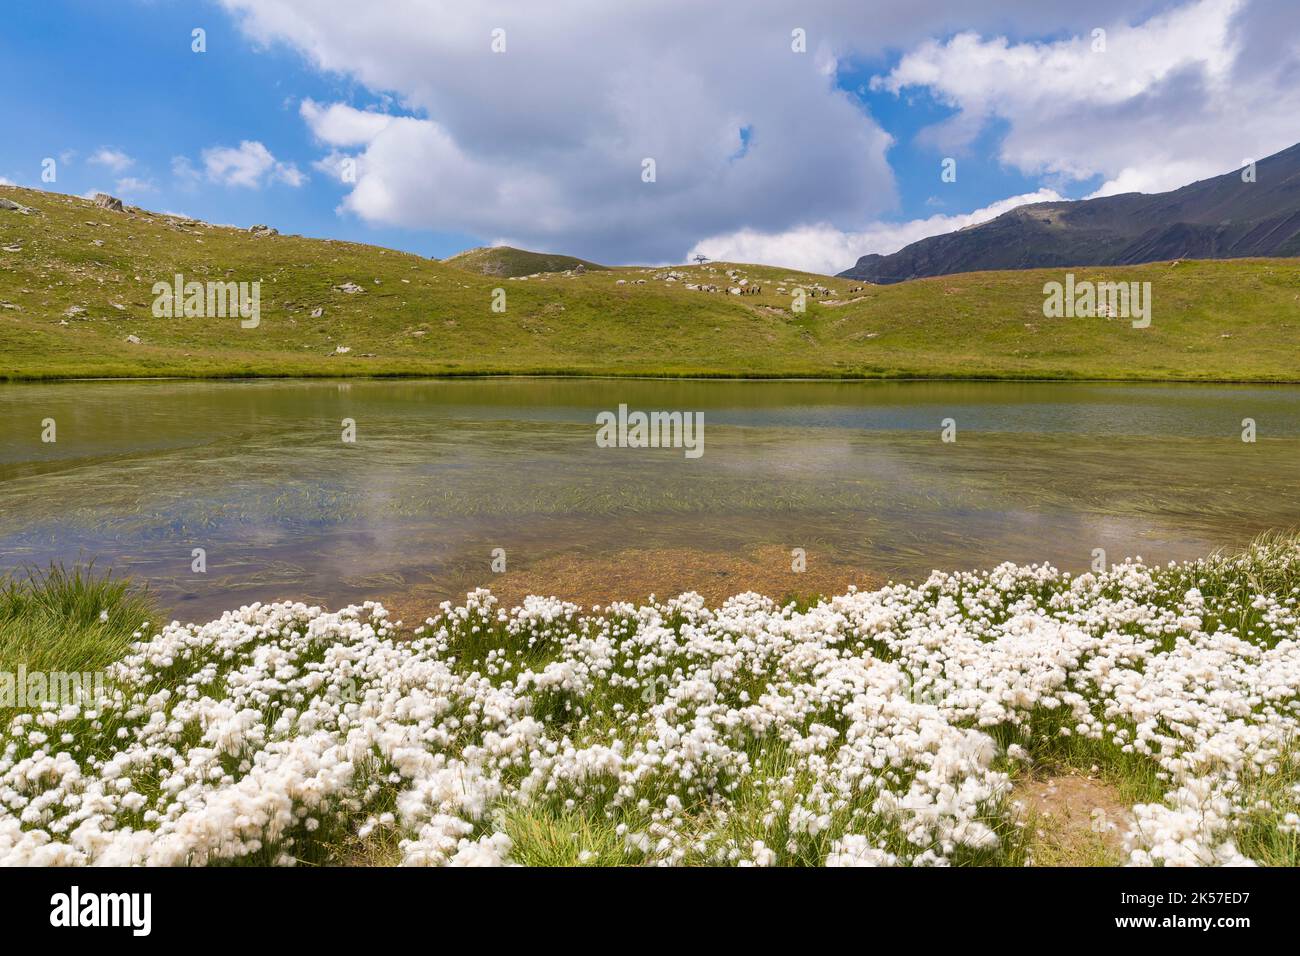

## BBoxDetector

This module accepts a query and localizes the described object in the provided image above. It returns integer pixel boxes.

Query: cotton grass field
[2,535,1298,867]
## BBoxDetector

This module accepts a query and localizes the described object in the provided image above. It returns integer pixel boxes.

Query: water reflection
[0,378,1296,618]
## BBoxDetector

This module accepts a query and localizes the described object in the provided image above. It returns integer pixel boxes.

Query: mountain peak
[839,142,1300,282]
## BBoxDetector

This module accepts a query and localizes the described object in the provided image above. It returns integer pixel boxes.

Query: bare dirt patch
[1016,771,1135,866]
[383,544,879,619]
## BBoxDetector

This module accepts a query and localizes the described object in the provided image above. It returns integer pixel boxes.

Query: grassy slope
[2,185,1298,382]
[443,245,608,277]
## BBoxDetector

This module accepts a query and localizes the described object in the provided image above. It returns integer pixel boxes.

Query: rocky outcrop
[0,197,36,214]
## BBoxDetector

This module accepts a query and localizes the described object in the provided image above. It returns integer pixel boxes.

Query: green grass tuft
[0,563,155,677]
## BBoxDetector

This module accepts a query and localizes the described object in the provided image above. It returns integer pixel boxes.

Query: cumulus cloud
[1083,161,1229,199]
[873,0,1300,197]
[0,176,14,186]
[114,176,156,196]
[218,0,1299,264]
[688,189,1064,274]
[199,140,305,188]
[171,155,200,186]
[222,0,921,262]
[300,99,392,146]
[88,147,135,173]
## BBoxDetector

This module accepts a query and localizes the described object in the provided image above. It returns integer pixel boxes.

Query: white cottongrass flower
[3,541,1298,867]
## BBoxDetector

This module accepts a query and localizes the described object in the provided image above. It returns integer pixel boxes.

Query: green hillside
[2,185,1298,382]
[444,245,608,277]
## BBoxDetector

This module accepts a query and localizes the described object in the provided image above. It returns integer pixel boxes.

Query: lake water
[1,378,1296,620]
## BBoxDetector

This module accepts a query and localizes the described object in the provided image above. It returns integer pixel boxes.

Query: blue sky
[1,0,1293,272]
[842,70,1082,215]
[0,0,477,257]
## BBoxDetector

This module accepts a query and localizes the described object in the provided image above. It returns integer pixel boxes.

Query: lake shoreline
[377,544,883,624]
[7,368,1300,385]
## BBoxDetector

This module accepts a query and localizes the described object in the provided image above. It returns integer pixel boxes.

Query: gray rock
[93,193,125,212]
[0,197,35,214]
[310,307,324,318]
[249,224,279,237]
[125,334,141,345]
[332,282,365,294]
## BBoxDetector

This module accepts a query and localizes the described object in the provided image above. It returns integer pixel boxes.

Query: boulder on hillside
[0,197,37,214]
[249,224,279,238]
[93,193,124,212]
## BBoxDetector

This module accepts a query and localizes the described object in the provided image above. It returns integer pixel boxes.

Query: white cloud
[199,140,305,188]
[689,189,1063,275]
[275,163,306,188]
[1083,160,1228,199]
[873,0,1300,197]
[311,150,353,183]
[171,155,201,186]
[223,0,911,262]
[88,147,134,173]
[216,0,1300,263]
[300,99,392,146]
[875,1,1240,117]
[0,176,14,186]
[114,176,156,196]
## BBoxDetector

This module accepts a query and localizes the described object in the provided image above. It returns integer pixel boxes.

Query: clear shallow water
[0,378,1296,619]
